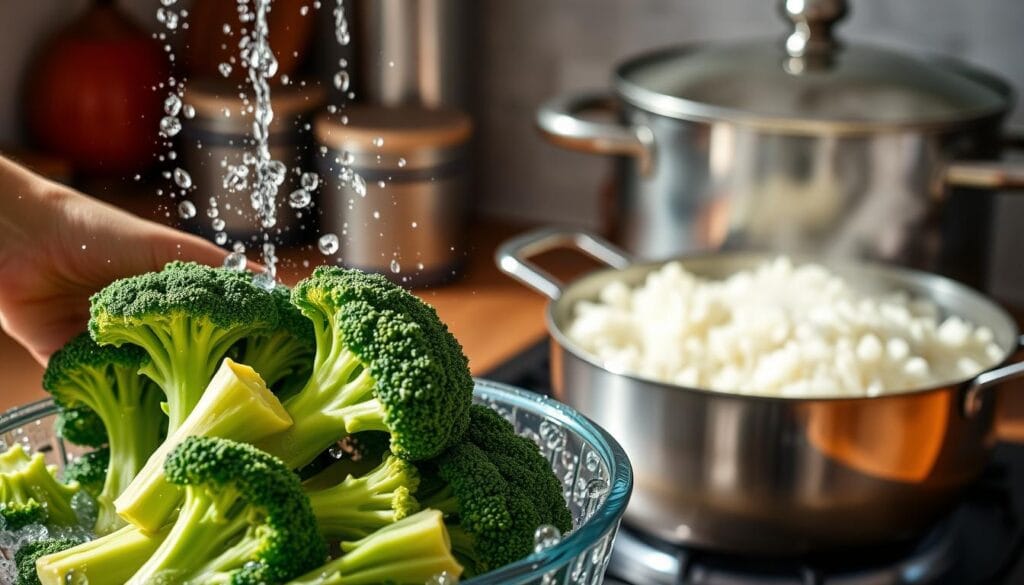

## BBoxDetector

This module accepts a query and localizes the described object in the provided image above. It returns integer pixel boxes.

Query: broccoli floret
[54,405,107,448]
[115,358,293,533]
[62,449,109,499]
[0,444,79,529]
[14,538,81,585]
[43,332,165,534]
[88,261,279,430]
[236,284,315,398]
[288,509,463,585]
[34,524,169,585]
[463,405,573,533]
[126,436,325,585]
[305,452,420,541]
[414,405,573,576]
[258,267,473,469]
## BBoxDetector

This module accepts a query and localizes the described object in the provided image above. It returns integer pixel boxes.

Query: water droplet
[252,270,276,291]
[289,189,312,208]
[160,0,177,5]
[214,231,228,245]
[299,5,309,15]
[177,200,196,218]
[222,23,231,34]
[172,167,192,189]
[218,62,233,77]
[397,157,407,168]
[182,104,196,119]
[372,137,384,148]
[411,221,418,228]
[300,172,319,191]
[232,241,246,253]
[157,8,179,29]
[223,251,247,271]
[207,207,219,218]
[426,572,457,585]
[327,104,338,114]
[390,259,401,273]
[211,218,226,231]
[318,233,339,255]
[352,174,367,197]
[267,160,287,185]
[333,71,350,92]
[164,94,182,116]
[585,450,601,472]
[533,525,562,553]
[159,116,182,137]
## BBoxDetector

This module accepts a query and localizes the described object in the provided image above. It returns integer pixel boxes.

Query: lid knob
[779,0,847,59]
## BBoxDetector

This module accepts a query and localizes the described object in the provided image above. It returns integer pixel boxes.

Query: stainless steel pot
[497,227,1024,555]
[536,0,1024,289]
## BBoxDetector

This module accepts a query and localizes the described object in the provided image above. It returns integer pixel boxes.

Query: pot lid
[615,0,1011,132]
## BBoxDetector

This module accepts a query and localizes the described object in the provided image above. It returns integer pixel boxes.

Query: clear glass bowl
[0,379,633,585]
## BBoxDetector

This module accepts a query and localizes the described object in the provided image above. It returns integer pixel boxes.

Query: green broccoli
[0,444,79,530]
[14,538,81,585]
[54,405,107,448]
[62,449,109,499]
[289,509,463,585]
[115,358,293,533]
[88,261,279,430]
[125,436,325,585]
[414,405,573,576]
[43,332,165,534]
[235,284,315,398]
[304,452,421,541]
[257,267,473,469]
[34,524,169,585]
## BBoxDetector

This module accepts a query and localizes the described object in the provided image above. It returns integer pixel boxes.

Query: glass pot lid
[615,0,1012,132]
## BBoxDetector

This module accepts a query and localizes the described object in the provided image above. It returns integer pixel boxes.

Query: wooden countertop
[0,219,560,411]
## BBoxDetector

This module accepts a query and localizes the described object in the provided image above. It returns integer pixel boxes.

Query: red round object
[26,1,169,175]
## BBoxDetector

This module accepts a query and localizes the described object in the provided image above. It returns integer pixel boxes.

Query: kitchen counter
[0,218,569,411]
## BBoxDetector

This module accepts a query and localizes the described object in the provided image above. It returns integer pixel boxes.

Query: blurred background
[0,0,1022,302]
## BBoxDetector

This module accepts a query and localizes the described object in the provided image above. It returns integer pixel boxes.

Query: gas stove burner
[607,524,956,585]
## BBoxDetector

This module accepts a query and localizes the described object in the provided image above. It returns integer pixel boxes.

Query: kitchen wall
[0,1,1021,300]
[474,0,1024,303]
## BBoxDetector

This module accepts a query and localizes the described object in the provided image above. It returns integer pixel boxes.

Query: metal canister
[356,0,468,109]
[314,106,472,286]
[179,80,325,243]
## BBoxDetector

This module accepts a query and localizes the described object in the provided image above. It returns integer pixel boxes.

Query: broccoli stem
[123,318,246,430]
[242,332,310,391]
[0,446,79,527]
[115,359,293,533]
[34,524,169,585]
[127,487,248,585]
[93,368,164,535]
[289,510,463,585]
[262,346,380,470]
[306,456,419,541]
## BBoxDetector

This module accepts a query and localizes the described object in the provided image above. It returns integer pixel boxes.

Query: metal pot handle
[963,335,1024,416]
[536,92,655,176]
[495,228,633,300]
[945,130,1024,190]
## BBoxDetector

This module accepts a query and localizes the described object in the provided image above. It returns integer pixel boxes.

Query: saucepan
[497,227,1024,555]
[536,0,1024,289]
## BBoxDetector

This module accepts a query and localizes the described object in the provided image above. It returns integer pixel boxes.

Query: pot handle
[496,228,633,300]
[945,131,1024,190]
[536,92,655,176]
[963,334,1024,417]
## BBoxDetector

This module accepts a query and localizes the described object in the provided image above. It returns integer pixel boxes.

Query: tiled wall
[474,0,1024,301]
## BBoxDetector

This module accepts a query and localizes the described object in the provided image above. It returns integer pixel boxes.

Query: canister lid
[314,106,472,155]
[615,0,1012,132]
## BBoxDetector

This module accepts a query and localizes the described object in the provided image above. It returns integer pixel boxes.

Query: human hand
[0,157,231,364]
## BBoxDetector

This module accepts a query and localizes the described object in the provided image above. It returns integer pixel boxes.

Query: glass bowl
[0,379,633,585]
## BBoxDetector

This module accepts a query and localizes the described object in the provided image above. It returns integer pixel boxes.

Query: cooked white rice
[566,257,1004,397]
